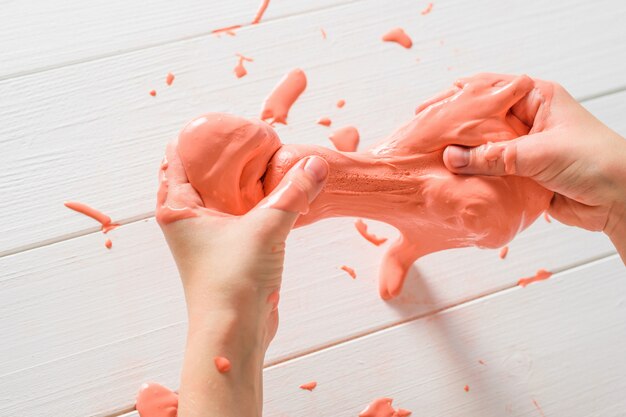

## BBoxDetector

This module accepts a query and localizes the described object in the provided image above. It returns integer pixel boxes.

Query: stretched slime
[159,73,554,299]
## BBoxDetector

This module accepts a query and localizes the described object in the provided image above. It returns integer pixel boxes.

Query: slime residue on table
[64,201,119,233]
[317,117,332,127]
[336,99,346,108]
[260,68,307,124]
[299,381,317,391]
[382,28,413,49]
[464,385,470,392]
[135,383,178,417]
[149,89,157,97]
[252,0,271,24]
[499,245,509,259]
[105,238,112,249]
[518,269,553,287]
[234,54,254,78]
[340,265,357,279]
[162,73,554,300]
[355,219,388,246]
[421,2,434,15]
[329,126,360,152]
[166,72,175,86]
[359,398,412,417]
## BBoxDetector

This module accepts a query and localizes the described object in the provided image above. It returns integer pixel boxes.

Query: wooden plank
[0,0,354,80]
[264,255,626,417]
[119,255,626,417]
[0,215,616,416]
[2,0,626,255]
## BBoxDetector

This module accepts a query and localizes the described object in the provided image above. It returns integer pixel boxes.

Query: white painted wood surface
[1,0,625,416]
[0,0,355,80]
[116,255,626,417]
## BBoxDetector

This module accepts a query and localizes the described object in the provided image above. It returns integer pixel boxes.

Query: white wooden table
[1,1,625,416]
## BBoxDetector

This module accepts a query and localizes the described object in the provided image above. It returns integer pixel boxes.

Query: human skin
[442,81,626,262]
[157,141,328,417]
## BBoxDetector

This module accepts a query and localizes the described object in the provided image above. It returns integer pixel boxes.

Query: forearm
[178,283,271,417]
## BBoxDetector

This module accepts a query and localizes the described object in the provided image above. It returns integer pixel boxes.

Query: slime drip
[64,201,119,233]
[355,219,388,246]
[340,265,357,279]
[149,90,157,97]
[105,238,112,249]
[464,385,470,392]
[359,398,412,417]
[166,72,175,86]
[518,269,552,287]
[421,3,433,15]
[299,381,317,391]
[135,383,178,417]
[499,245,509,259]
[329,126,360,152]
[336,99,346,108]
[260,69,307,124]
[382,28,413,49]
[214,356,232,373]
[162,73,554,299]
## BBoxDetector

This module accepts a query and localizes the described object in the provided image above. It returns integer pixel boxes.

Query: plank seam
[263,251,620,369]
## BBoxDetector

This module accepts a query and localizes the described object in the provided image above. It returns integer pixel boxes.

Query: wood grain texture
[0,0,355,80]
[0,214,617,416]
[113,255,626,417]
[2,0,626,255]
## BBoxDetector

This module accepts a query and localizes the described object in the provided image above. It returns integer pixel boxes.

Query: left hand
[156,141,328,417]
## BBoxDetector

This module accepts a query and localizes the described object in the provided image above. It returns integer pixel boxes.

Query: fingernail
[447,146,470,168]
[303,156,329,183]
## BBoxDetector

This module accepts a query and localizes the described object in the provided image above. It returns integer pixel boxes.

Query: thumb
[443,132,553,178]
[248,156,329,241]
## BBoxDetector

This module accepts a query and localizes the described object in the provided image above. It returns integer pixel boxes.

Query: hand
[442,79,626,260]
[157,141,328,417]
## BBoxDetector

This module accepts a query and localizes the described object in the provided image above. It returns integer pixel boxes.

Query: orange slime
[214,356,232,373]
[135,383,178,417]
[382,28,413,49]
[359,398,412,417]
[64,201,119,233]
[252,0,270,24]
[340,265,357,279]
[329,126,360,152]
[299,381,317,391]
[260,69,307,124]
[518,269,553,287]
[355,219,388,246]
[164,73,554,299]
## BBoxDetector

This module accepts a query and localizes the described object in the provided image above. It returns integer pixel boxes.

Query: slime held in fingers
[162,73,554,299]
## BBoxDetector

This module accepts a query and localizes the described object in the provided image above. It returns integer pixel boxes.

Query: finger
[443,131,553,178]
[548,194,607,232]
[247,156,329,242]
[156,140,203,226]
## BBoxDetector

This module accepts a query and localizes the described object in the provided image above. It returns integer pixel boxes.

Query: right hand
[442,80,626,249]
